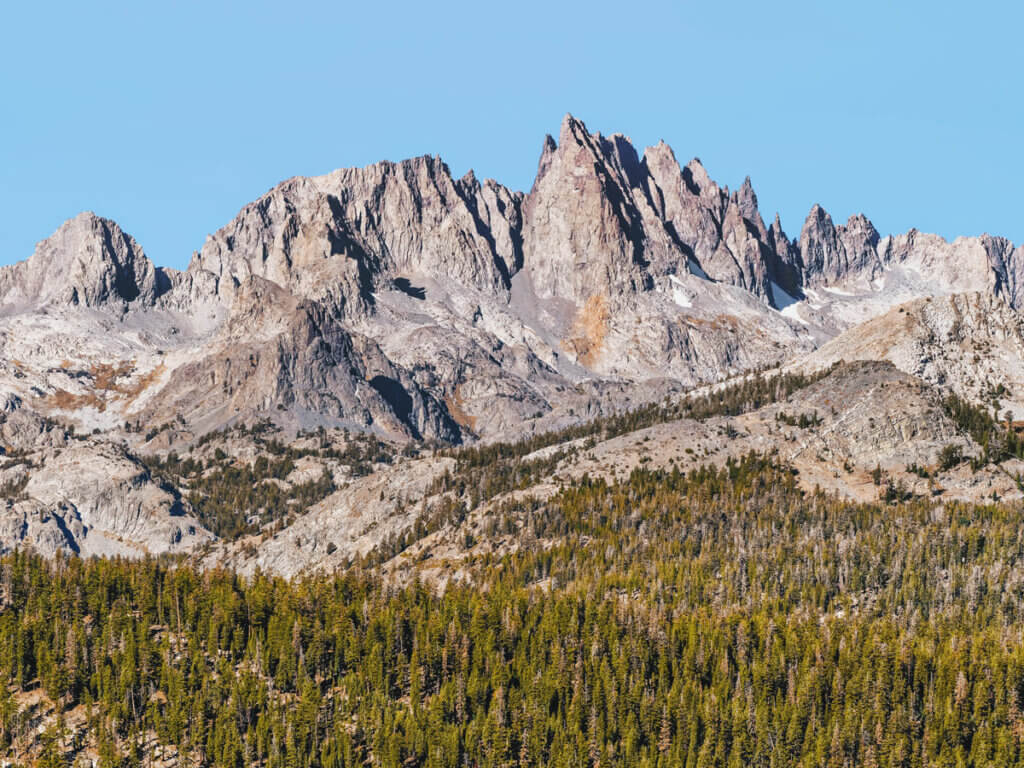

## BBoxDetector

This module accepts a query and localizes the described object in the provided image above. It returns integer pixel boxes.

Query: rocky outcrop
[0,114,1016,452]
[190,114,805,315]
[523,117,800,307]
[795,205,1024,308]
[144,113,828,440]
[21,442,212,557]
[0,212,166,311]
[797,292,1024,418]
[778,359,967,470]
[4,112,1024,563]
[0,399,212,557]
[139,277,462,441]
[799,205,882,287]
[767,213,802,298]
[190,156,523,316]
[521,117,662,302]
[209,455,456,578]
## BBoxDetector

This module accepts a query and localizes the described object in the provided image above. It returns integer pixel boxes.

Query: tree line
[3,451,1024,765]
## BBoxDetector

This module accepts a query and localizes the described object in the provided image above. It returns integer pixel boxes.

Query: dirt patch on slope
[444,385,477,432]
[44,360,166,413]
[564,294,609,367]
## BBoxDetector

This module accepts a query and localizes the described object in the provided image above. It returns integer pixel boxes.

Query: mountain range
[1,113,1022,564]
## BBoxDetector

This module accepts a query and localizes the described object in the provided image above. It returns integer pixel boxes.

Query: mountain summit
[0,212,168,310]
[0,114,1021,557]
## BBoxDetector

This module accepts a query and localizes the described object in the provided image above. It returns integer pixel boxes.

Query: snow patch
[821,285,858,297]
[780,303,808,325]
[672,289,693,309]
[669,275,693,308]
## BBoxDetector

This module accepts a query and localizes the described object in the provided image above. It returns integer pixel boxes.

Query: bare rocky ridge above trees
[0,114,1023,559]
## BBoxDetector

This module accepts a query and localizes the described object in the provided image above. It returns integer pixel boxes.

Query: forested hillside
[4,453,1024,766]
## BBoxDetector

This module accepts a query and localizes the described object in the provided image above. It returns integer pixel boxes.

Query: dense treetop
[4,450,1024,766]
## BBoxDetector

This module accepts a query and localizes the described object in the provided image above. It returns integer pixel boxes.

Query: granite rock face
[0,399,211,558]
[797,292,1024,418]
[1,117,1022,448]
[799,205,882,287]
[140,276,462,441]
[522,117,801,305]
[191,156,523,315]
[0,114,1022,559]
[794,207,1024,307]
[0,212,167,311]
[521,117,658,302]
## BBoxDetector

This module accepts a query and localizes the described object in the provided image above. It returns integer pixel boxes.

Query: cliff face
[0,212,167,311]
[520,116,804,306]
[187,115,811,319]
[0,113,1023,558]
[799,206,882,287]
[3,116,1022,447]
[798,291,1024,409]
[190,156,523,317]
[9,115,1023,332]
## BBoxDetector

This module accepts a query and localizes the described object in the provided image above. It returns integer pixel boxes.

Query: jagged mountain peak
[522,115,666,302]
[681,157,716,196]
[521,115,806,305]
[190,145,523,315]
[799,203,881,287]
[3,115,1024,566]
[0,211,164,311]
[738,175,756,199]
[801,204,879,238]
[177,116,802,314]
[770,212,785,235]
[557,112,591,142]
[803,202,832,228]
[847,211,876,229]
[734,176,767,235]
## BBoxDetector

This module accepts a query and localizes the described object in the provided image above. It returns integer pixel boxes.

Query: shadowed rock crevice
[369,375,415,430]
[391,278,426,300]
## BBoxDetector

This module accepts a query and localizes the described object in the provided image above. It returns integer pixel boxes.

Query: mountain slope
[0,114,1022,557]
[796,292,1024,418]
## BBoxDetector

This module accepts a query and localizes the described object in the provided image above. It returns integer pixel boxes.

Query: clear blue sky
[1,1,1020,270]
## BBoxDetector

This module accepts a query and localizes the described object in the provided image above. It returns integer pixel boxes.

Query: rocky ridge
[0,113,1022,559]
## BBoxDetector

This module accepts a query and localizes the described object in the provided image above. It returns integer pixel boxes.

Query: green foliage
[943,392,1024,467]
[939,443,965,471]
[906,461,931,478]
[775,409,822,428]
[871,464,883,485]
[143,429,396,540]
[5,452,1024,766]
[881,478,914,503]
[429,366,838,515]
[0,473,29,500]
[146,452,335,540]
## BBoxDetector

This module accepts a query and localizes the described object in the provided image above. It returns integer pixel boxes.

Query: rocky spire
[643,143,799,305]
[798,205,881,287]
[519,115,804,307]
[520,114,664,303]
[767,213,802,297]
[735,177,767,239]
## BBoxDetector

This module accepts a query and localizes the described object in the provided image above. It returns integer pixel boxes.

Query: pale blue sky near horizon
[1,0,1020,270]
